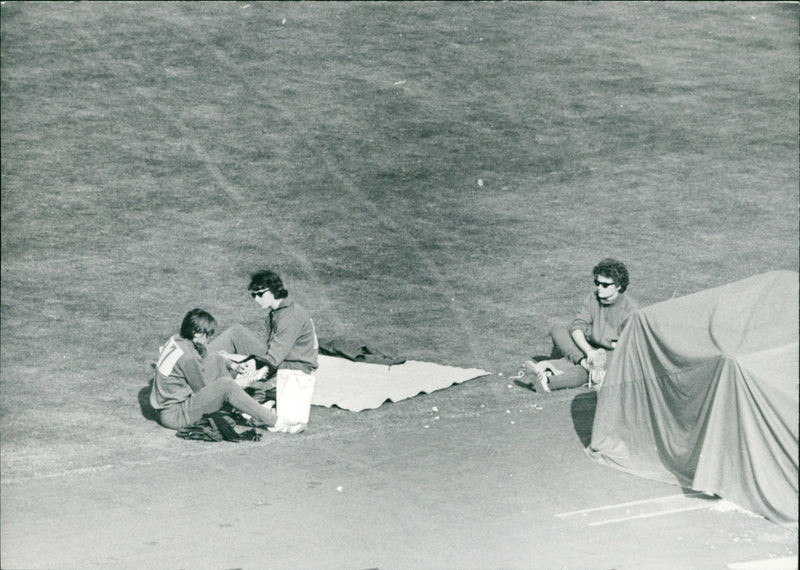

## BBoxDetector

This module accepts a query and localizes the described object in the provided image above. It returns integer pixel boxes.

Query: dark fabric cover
[586,271,798,524]
[318,338,407,366]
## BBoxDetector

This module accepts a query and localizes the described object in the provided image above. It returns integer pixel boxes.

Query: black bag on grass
[176,411,261,443]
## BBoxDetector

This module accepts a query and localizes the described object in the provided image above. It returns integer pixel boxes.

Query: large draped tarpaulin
[586,271,798,524]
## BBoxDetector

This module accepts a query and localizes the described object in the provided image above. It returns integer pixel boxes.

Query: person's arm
[570,294,603,366]
[182,358,207,393]
[570,295,592,335]
[570,328,594,357]
[263,310,304,371]
[570,328,604,368]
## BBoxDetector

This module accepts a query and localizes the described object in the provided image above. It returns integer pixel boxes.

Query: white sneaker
[234,366,269,388]
[523,360,551,393]
[268,417,307,434]
[588,349,607,390]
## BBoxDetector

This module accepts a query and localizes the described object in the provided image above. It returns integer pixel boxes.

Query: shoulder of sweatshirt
[621,293,640,310]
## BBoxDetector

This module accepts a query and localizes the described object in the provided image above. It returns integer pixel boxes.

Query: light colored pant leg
[159,378,277,429]
[275,369,316,424]
[544,350,616,391]
[208,324,268,354]
[547,319,585,364]
[546,357,589,390]
[205,324,269,380]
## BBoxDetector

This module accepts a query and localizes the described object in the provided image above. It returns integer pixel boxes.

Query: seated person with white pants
[206,269,318,434]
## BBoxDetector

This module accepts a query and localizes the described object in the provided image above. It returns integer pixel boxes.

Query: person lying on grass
[521,258,640,393]
[205,269,318,435]
[150,308,278,430]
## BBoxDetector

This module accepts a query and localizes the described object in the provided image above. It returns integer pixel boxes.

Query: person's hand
[586,349,602,365]
[226,360,246,375]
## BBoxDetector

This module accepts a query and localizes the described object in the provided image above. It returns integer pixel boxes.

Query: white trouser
[275,368,316,424]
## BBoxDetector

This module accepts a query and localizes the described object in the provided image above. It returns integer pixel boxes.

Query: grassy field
[1,2,797,482]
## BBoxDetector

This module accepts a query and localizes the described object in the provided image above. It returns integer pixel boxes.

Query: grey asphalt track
[1,388,796,570]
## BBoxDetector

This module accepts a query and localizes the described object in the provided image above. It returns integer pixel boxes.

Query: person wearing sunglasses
[205,269,319,434]
[521,258,639,393]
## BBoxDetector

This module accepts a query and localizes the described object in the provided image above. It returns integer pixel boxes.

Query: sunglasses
[250,289,270,298]
[594,279,616,288]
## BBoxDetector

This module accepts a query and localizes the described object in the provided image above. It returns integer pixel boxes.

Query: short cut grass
[0,2,797,481]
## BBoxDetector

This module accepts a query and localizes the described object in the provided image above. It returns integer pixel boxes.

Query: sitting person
[205,269,318,434]
[523,258,640,393]
[150,308,278,430]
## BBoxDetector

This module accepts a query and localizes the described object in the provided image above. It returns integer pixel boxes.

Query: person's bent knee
[215,323,248,340]
[229,323,249,335]
[547,318,568,336]
[213,377,238,392]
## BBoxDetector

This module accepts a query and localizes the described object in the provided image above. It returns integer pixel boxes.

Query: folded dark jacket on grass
[318,338,407,366]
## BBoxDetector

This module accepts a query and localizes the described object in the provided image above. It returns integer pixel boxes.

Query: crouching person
[206,269,319,435]
[150,308,278,430]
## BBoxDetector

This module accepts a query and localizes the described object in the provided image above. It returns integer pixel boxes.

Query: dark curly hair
[248,269,288,299]
[592,258,630,293]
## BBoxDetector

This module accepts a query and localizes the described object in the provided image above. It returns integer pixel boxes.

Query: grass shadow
[138,381,159,422]
[570,391,597,447]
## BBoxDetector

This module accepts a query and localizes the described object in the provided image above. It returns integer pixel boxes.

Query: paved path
[2,393,796,569]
